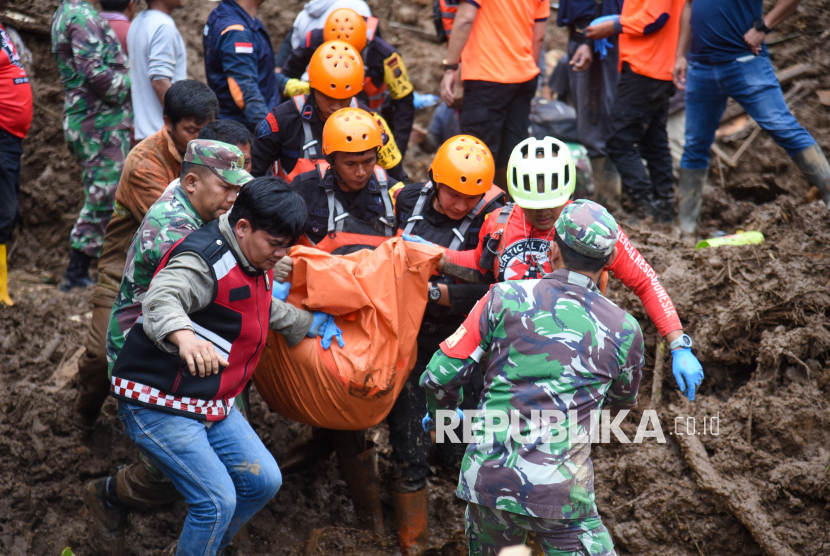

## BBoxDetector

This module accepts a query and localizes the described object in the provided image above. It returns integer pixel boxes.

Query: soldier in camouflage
[106,140,252,374]
[51,0,132,291]
[81,140,252,551]
[421,200,644,556]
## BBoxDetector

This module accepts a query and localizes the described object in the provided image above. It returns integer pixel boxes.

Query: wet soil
[2,0,830,554]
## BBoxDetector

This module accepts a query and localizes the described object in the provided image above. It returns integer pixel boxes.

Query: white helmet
[507,136,576,209]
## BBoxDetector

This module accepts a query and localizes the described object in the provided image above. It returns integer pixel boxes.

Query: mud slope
[2,0,830,554]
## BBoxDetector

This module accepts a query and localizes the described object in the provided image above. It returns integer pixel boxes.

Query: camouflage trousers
[465,503,616,556]
[66,129,130,257]
[566,142,595,200]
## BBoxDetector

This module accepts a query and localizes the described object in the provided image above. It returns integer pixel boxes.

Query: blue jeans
[681,55,816,169]
[118,402,282,556]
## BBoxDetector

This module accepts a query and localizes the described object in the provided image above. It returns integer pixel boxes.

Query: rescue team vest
[298,164,397,255]
[433,0,458,42]
[359,15,387,109]
[110,221,273,422]
[399,182,504,251]
[274,94,359,182]
[481,204,608,293]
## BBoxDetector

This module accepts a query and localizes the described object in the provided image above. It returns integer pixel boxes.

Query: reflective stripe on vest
[363,77,387,110]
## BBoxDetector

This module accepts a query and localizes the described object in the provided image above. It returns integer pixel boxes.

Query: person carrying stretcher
[387,135,504,555]
[278,105,400,535]
[252,40,406,182]
[411,136,704,401]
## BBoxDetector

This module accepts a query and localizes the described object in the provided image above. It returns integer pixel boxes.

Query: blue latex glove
[402,233,435,246]
[672,348,704,401]
[272,281,291,302]
[588,15,620,59]
[307,311,345,350]
[422,408,465,432]
[320,315,345,350]
[413,92,439,110]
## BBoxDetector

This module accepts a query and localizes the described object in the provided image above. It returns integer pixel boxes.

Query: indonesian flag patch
[235,42,253,54]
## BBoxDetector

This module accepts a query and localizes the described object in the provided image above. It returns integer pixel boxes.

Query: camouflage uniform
[106,140,250,375]
[566,142,594,198]
[105,179,203,375]
[51,0,131,257]
[421,201,644,556]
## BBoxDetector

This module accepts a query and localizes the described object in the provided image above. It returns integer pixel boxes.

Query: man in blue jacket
[204,0,277,131]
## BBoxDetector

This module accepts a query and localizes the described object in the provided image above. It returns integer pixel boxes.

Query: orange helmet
[323,107,383,155]
[429,135,495,196]
[307,40,364,100]
[323,8,368,52]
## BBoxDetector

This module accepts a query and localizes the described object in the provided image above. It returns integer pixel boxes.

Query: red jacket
[0,24,32,138]
[443,202,682,336]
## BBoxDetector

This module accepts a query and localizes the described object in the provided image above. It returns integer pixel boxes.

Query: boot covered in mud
[677,167,707,235]
[0,243,12,306]
[591,157,622,212]
[791,143,830,209]
[279,425,336,475]
[83,476,128,554]
[339,443,384,536]
[60,248,94,292]
[392,488,430,556]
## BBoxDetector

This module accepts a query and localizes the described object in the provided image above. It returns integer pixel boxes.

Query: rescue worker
[111,176,328,556]
[252,40,406,183]
[51,0,132,291]
[421,200,644,556]
[428,136,705,401]
[280,107,397,536]
[204,0,278,131]
[278,8,416,162]
[388,135,504,555]
[82,139,288,552]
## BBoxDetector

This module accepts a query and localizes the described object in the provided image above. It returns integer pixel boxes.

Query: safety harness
[403,182,499,251]
[273,95,359,180]
[320,164,396,238]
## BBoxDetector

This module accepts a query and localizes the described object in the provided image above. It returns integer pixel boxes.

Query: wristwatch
[753,18,773,34]
[442,59,459,72]
[669,333,693,351]
[428,284,442,302]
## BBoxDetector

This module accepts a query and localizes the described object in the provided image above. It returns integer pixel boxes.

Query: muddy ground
[1,0,830,554]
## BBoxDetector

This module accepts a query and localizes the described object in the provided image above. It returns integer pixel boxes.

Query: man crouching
[110,177,314,555]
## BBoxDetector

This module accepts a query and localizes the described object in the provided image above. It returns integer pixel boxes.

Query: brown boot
[115,459,180,510]
[392,489,430,556]
[339,444,384,536]
[280,425,336,475]
[83,477,128,554]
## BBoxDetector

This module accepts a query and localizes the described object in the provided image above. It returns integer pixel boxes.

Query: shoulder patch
[235,42,253,54]
[221,24,246,35]
[383,53,414,100]
[257,113,279,137]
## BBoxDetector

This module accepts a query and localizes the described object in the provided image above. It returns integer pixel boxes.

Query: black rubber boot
[791,144,830,209]
[60,249,94,292]
[648,197,675,224]
[677,168,708,235]
[83,476,128,554]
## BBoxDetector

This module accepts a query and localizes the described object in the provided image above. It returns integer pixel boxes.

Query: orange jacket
[618,0,685,82]
[114,126,182,222]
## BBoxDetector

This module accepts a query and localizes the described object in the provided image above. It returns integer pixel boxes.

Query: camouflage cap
[184,140,252,186]
[555,200,619,258]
